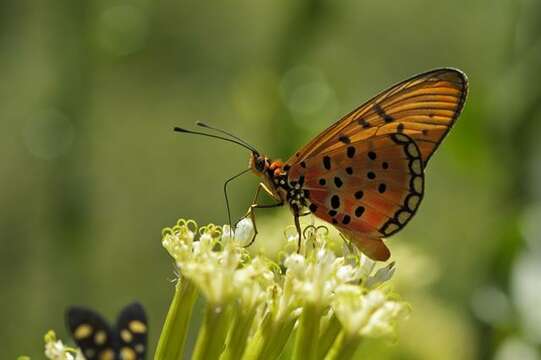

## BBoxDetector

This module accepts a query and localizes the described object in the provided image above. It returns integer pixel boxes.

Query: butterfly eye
[255,158,266,172]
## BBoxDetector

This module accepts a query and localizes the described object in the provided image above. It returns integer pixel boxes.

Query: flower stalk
[192,304,232,360]
[220,305,257,360]
[243,311,298,360]
[317,312,342,359]
[293,303,324,360]
[323,331,362,360]
[154,277,198,360]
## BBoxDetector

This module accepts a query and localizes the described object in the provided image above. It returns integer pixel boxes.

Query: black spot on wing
[373,103,394,123]
[358,118,370,128]
[331,195,340,209]
[323,156,331,170]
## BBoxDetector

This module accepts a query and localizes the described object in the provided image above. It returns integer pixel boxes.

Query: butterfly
[66,302,148,360]
[175,68,468,261]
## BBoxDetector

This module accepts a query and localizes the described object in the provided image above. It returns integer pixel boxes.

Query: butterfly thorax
[250,153,308,213]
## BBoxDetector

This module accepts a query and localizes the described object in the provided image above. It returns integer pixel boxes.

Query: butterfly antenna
[174,127,258,154]
[196,121,259,154]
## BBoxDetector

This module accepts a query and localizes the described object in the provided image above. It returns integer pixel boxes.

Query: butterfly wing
[296,133,423,261]
[115,302,148,360]
[284,68,466,260]
[66,307,116,360]
[287,68,467,167]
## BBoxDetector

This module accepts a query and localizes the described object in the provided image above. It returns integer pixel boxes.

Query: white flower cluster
[162,218,408,340]
[43,331,84,360]
[162,219,274,310]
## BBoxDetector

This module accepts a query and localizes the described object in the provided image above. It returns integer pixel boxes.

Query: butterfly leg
[293,212,302,253]
[242,182,284,247]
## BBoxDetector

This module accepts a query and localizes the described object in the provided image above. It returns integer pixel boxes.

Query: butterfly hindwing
[290,133,424,260]
[116,302,148,360]
[287,68,467,167]
[66,302,148,360]
[66,307,116,360]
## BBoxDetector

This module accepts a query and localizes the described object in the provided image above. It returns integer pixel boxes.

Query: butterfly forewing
[287,68,467,166]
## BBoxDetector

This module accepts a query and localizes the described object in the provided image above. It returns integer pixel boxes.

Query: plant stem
[260,318,296,360]
[242,313,296,360]
[324,331,362,360]
[293,304,323,360]
[317,313,341,359]
[192,304,232,360]
[220,307,256,360]
[153,278,198,360]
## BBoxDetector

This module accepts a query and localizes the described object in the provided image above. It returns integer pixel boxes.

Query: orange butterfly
[176,68,468,261]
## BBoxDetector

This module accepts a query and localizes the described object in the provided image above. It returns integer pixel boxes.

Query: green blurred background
[2,0,541,358]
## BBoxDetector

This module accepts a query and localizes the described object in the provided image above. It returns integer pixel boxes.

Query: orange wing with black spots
[287,68,468,167]
[291,133,423,260]
[284,68,467,261]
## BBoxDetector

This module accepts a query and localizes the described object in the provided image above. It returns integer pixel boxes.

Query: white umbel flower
[159,217,409,359]
[44,331,84,360]
[333,285,408,338]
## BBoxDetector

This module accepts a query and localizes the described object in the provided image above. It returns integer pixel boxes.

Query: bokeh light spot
[512,251,541,342]
[97,5,148,56]
[470,285,510,325]
[22,109,74,160]
[494,337,539,360]
[280,66,333,116]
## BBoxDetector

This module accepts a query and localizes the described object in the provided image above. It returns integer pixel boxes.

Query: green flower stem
[192,304,232,360]
[323,331,362,360]
[153,278,198,360]
[259,318,296,360]
[293,304,323,360]
[242,314,296,360]
[241,313,271,360]
[220,307,257,360]
[317,313,342,359]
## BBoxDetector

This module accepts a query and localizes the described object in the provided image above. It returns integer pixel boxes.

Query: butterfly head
[250,152,270,175]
